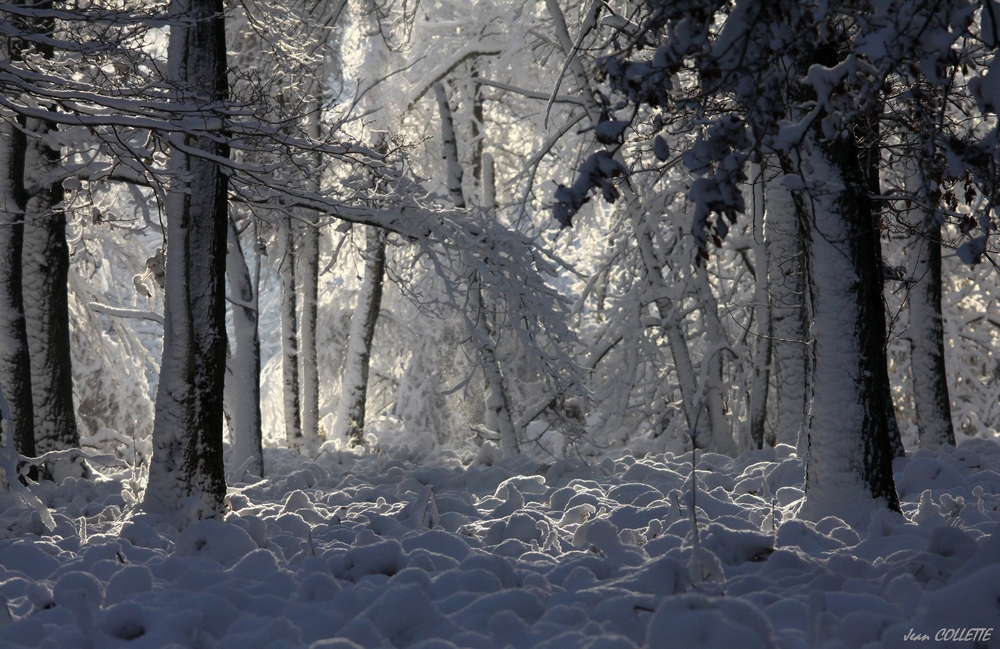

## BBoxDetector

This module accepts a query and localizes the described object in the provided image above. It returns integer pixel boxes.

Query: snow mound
[0,440,998,648]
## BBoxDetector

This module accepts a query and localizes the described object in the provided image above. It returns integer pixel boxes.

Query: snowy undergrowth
[1,440,1000,649]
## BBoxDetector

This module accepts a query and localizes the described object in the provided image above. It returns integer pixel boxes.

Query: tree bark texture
[23,116,86,481]
[279,217,303,450]
[795,137,901,523]
[696,265,737,456]
[298,98,322,448]
[224,218,264,478]
[0,115,35,460]
[298,219,320,447]
[766,177,811,449]
[748,164,771,450]
[145,0,229,520]
[0,7,35,461]
[335,227,386,447]
[908,218,955,448]
[434,82,518,455]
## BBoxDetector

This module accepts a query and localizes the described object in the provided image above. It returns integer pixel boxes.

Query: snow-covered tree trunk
[224,217,263,478]
[474,282,518,457]
[279,217,303,450]
[434,82,517,455]
[696,266,737,455]
[0,111,34,460]
[435,83,467,210]
[334,226,386,447]
[747,164,771,449]
[794,137,901,524]
[766,177,810,449]
[476,150,516,454]
[298,98,321,448]
[144,0,230,520]
[299,220,320,446]
[22,117,87,481]
[0,23,34,463]
[16,3,84,481]
[907,215,955,448]
[632,215,701,439]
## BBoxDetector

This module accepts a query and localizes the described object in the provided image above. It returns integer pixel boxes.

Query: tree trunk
[144,0,229,520]
[0,114,34,461]
[22,167,83,480]
[279,217,304,450]
[862,119,905,460]
[298,219,320,447]
[16,0,84,480]
[475,284,518,457]
[334,227,386,447]
[298,98,322,448]
[766,176,811,449]
[907,217,955,448]
[224,217,263,478]
[434,82,518,455]
[748,163,771,450]
[695,265,737,456]
[795,136,901,523]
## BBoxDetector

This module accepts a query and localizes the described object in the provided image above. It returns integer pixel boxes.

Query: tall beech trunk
[23,161,82,480]
[908,216,955,448]
[298,98,321,447]
[279,217,303,450]
[144,0,229,520]
[434,82,518,455]
[17,1,84,480]
[224,218,263,478]
[632,214,701,442]
[298,219,320,446]
[794,135,901,523]
[0,115,34,461]
[0,6,34,462]
[334,227,386,447]
[748,163,771,450]
[904,82,955,450]
[23,126,86,480]
[766,177,811,450]
[696,265,737,455]
[863,120,905,460]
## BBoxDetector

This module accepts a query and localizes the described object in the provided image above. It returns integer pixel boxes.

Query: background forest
[1,0,1000,522]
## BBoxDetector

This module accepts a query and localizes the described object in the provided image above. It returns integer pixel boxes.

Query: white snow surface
[2,440,1000,649]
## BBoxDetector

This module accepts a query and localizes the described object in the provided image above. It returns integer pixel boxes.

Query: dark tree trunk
[144,0,229,520]
[908,219,955,448]
[748,163,770,450]
[827,131,901,508]
[23,108,86,480]
[861,119,905,459]
[795,130,901,522]
[23,184,84,479]
[0,12,35,462]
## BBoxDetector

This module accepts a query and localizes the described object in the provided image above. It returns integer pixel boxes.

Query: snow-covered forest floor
[2,436,999,649]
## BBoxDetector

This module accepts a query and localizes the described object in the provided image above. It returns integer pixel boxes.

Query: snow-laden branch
[87,302,164,324]
[406,46,503,110]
